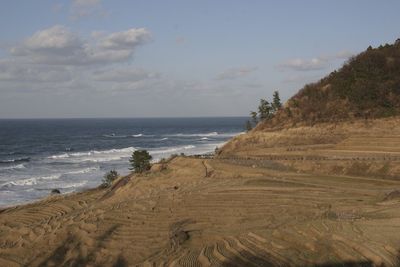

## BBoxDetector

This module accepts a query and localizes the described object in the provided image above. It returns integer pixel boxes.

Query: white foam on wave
[104,133,151,138]
[165,131,243,138]
[150,145,196,155]
[41,175,61,181]
[149,142,228,162]
[167,131,219,137]
[60,181,88,189]
[3,178,37,187]
[65,167,99,175]
[48,147,136,163]
[0,164,26,171]
[1,174,61,188]
[48,153,69,159]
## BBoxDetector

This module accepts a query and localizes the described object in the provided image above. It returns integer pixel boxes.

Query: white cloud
[216,66,258,80]
[278,57,327,71]
[0,25,154,97]
[9,26,151,65]
[0,60,73,83]
[92,68,160,82]
[12,25,81,54]
[334,50,354,59]
[0,24,260,117]
[99,28,151,50]
[277,50,354,72]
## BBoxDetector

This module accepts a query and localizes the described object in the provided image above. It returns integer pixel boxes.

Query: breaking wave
[1,174,61,188]
[0,164,26,171]
[48,147,136,163]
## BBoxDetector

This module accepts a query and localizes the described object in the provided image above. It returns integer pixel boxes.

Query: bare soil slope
[1,118,400,266]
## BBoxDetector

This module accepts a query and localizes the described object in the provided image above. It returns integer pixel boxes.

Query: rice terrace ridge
[1,1,400,266]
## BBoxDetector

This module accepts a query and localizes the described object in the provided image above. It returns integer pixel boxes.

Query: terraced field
[1,118,400,266]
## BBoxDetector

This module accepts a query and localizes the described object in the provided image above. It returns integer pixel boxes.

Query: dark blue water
[0,117,246,206]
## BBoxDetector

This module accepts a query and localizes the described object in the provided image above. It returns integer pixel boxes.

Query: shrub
[129,150,152,173]
[102,169,119,188]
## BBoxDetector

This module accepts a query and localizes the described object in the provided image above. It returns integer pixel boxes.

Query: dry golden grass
[1,117,400,266]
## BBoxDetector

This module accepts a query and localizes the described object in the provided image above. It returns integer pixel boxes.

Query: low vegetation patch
[102,169,119,188]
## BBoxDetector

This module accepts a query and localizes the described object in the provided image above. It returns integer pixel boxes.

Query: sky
[0,0,399,118]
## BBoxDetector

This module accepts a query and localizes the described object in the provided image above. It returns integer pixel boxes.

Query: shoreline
[0,117,246,208]
[0,140,230,210]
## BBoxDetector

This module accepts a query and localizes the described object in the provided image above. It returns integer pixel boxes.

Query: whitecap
[149,145,196,155]
[48,147,136,163]
[65,167,99,175]
[1,174,61,188]
[48,153,69,159]
[60,181,88,189]
[166,132,219,137]
[1,177,37,187]
[0,164,26,171]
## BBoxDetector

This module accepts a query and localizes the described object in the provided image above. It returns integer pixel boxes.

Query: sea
[0,117,246,207]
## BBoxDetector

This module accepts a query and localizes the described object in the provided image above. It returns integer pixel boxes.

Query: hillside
[257,39,400,130]
[1,133,400,266]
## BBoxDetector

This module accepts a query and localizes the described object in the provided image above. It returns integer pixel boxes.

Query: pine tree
[129,150,152,173]
[258,99,272,120]
[272,91,282,113]
[250,111,258,124]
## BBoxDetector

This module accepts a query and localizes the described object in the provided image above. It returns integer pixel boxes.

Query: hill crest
[257,39,400,130]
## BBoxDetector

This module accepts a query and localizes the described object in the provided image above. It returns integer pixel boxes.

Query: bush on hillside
[102,169,119,188]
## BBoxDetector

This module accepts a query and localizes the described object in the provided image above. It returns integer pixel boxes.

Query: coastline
[0,139,232,210]
[1,117,400,265]
[0,117,246,207]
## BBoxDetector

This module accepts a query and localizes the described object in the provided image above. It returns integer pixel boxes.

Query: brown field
[1,117,400,266]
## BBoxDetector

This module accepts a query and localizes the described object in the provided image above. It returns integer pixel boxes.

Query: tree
[272,91,282,112]
[258,99,272,120]
[102,169,119,188]
[250,111,258,124]
[129,150,152,173]
[245,120,252,131]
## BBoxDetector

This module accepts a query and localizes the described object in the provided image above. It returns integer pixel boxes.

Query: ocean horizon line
[0,115,248,121]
